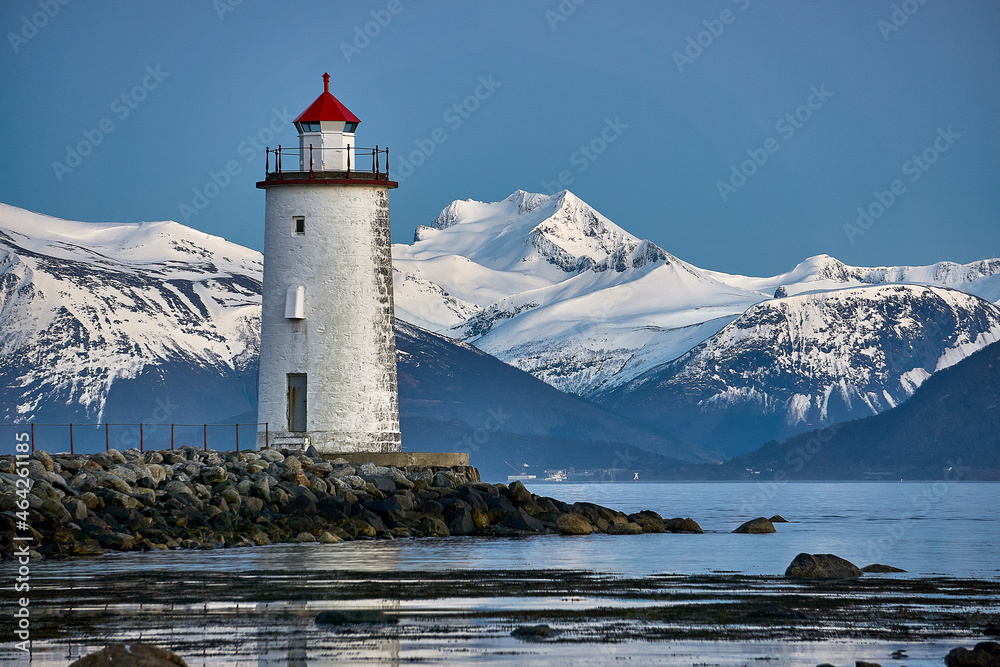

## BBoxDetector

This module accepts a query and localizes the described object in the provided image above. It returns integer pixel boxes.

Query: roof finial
[322,72,330,94]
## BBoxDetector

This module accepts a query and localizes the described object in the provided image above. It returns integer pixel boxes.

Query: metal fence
[265,145,391,180]
[0,422,270,456]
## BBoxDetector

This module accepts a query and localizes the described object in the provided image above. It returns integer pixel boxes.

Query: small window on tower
[343,122,358,133]
[296,122,321,132]
[292,216,305,235]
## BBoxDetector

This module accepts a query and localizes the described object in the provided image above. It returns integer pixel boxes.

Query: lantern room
[293,73,361,171]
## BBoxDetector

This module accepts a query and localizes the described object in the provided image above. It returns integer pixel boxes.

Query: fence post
[69,424,74,455]
[347,145,351,178]
[236,423,240,453]
[203,424,208,452]
[139,423,144,452]
[265,147,269,174]
[265,422,269,449]
[30,423,34,453]
[105,423,109,451]
[309,144,314,178]
[386,147,390,178]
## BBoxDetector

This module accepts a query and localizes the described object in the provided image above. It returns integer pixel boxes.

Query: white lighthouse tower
[255,74,400,454]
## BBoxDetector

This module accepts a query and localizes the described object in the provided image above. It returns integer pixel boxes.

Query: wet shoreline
[3,565,998,664]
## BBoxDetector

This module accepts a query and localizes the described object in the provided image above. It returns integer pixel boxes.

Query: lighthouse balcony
[258,145,397,188]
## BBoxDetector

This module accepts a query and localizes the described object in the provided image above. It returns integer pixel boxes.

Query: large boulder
[945,642,1000,667]
[628,510,666,533]
[556,512,594,535]
[68,643,187,666]
[508,480,532,504]
[501,507,544,533]
[665,517,703,533]
[784,553,862,579]
[733,517,776,534]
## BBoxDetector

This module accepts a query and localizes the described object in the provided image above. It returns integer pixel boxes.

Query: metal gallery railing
[265,145,391,180]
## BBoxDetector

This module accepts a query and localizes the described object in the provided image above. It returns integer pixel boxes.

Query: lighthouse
[255,74,400,454]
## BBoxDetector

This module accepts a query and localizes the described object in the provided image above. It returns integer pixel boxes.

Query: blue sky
[1,0,997,276]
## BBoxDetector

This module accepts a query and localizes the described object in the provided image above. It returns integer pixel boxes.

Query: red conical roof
[294,73,360,124]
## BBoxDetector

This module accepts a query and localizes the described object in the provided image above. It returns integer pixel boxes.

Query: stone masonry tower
[256,73,400,454]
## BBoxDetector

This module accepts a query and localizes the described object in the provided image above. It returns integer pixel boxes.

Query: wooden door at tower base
[287,373,307,432]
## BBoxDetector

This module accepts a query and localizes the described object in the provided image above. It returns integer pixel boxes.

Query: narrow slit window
[292,216,305,235]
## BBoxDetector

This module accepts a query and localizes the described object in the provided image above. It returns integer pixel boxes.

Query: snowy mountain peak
[406,190,664,279]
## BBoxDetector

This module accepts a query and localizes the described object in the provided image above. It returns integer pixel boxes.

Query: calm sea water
[10,482,998,667]
[35,481,1000,579]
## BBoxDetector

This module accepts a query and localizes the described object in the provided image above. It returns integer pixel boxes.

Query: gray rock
[68,642,189,666]
[665,517,704,533]
[734,517,776,534]
[64,498,89,521]
[607,521,644,535]
[502,507,544,533]
[107,465,139,484]
[315,609,398,625]
[861,563,907,573]
[628,510,666,533]
[508,480,532,504]
[329,464,356,478]
[556,512,594,535]
[511,624,560,640]
[769,514,789,523]
[31,450,54,472]
[432,471,456,489]
[785,553,862,579]
[446,508,477,535]
[361,474,396,494]
[943,643,1000,667]
[259,449,285,463]
[196,466,228,485]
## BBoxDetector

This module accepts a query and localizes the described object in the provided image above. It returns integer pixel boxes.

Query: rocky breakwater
[0,447,698,559]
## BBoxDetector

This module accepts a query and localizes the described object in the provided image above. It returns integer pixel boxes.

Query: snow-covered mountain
[597,284,1000,457]
[391,191,1000,393]
[0,203,261,424]
[390,190,1000,454]
[4,193,998,462]
[0,203,686,476]
[394,190,768,396]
